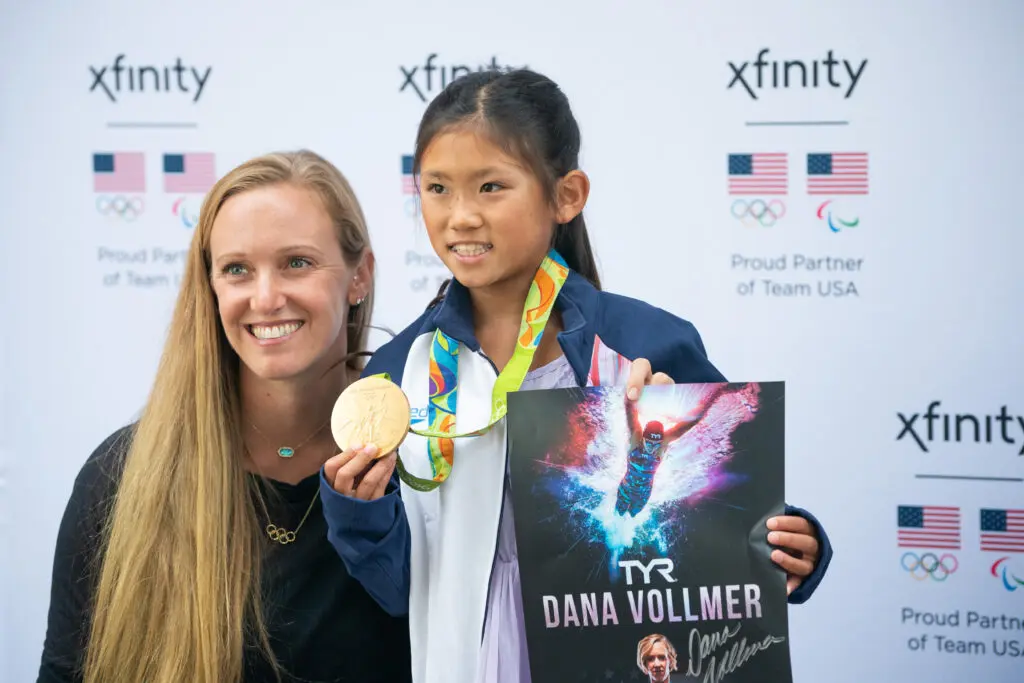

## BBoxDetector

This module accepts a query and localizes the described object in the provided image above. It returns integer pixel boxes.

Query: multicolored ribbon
[394,249,570,492]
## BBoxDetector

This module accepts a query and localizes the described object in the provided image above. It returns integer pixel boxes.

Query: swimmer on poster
[615,383,746,517]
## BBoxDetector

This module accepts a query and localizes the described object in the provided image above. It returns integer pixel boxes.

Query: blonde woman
[36,150,410,683]
[636,634,677,683]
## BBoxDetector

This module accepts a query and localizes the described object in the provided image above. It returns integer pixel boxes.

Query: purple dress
[475,355,578,683]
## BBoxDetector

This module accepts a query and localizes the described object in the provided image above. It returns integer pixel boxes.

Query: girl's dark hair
[414,68,601,307]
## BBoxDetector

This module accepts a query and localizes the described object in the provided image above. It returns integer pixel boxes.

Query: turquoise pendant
[277,447,295,458]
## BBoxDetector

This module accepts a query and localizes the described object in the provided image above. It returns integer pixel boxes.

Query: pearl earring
[351,275,363,305]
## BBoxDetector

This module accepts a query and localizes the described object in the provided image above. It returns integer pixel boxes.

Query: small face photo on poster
[636,633,677,682]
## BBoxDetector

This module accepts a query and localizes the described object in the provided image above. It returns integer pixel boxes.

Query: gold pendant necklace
[253,484,321,545]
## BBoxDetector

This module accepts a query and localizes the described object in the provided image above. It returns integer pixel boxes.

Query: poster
[507,381,792,683]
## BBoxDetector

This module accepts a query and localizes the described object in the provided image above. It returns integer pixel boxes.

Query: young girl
[320,69,832,683]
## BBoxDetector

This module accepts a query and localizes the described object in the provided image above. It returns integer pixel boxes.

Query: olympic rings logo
[266,523,297,545]
[96,195,144,221]
[901,551,958,581]
[731,199,785,227]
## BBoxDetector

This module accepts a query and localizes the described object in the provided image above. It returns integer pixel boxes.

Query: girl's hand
[625,358,673,400]
[766,515,821,594]
[324,444,397,501]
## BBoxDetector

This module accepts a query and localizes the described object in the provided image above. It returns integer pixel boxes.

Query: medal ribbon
[391,249,569,492]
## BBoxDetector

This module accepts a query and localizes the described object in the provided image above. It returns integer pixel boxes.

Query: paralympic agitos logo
[89,54,212,103]
[897,401,1024,455]
[728,48,867,100]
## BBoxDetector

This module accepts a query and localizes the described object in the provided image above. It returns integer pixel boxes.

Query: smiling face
[208,182,369,382]
[418,129,558,295]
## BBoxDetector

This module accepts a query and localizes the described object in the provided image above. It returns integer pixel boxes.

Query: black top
[36,425,412,683]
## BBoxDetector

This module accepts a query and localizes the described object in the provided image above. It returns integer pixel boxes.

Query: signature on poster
[686,623,788,683]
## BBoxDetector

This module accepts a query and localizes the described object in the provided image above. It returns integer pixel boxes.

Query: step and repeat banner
[2,1,1022,681]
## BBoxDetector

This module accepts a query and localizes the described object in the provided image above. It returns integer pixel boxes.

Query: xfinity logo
[399,53,524,102]
[89,54,212,103]
[897,401,1024,455]
[728,48,867,100]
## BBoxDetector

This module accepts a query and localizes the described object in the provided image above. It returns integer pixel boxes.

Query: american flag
[402,154,417,194]
[897,505,961,549]
[93,152,145,193]
[163,153,216,194]
[980,508,1024,553]
[807,152,869,195]
[727,153,787,195]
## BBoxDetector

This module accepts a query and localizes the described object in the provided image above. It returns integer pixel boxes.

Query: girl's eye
[481,182,503,193]
[288,257,312,269]
[425,183,446,194]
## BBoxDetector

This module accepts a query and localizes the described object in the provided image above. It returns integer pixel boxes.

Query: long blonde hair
[82,150,375,683]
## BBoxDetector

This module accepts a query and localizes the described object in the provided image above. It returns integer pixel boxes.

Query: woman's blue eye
[224,264,247,276]
[289,257,311,269]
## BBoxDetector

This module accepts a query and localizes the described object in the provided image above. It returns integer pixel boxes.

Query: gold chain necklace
[252,483,321,545]
[250,416,331,459]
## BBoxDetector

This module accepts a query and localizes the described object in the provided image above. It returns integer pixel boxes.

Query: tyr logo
[618,558,678,586]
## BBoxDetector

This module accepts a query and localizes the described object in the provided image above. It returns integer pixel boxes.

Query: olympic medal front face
[331,376,412,457]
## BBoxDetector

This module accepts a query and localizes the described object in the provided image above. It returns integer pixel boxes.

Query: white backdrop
[3,1,1023,681]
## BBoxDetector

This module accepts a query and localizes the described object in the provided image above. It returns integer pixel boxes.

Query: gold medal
[331,376,411,458]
